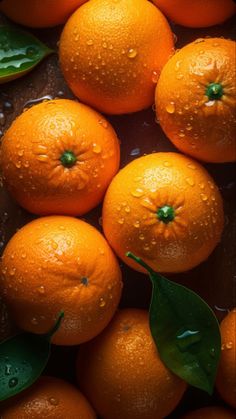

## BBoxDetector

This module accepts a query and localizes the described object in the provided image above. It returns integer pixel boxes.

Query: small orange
[59,0,174,114]
[182,406,235,419]
[0,376,96,418]
[155,38,236,163]
[152,0,236,28]
[0,0,88,28]
[0,99,120,216]
[102,152,224,274]
[0,216,122,345]
[77,309,187,419]
[216,308,236,408]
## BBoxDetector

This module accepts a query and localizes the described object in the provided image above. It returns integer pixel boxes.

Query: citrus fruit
[0,0,88,28]
[102,152,224,273]
[0,376,96,418]
[155,38,236,163]
[0,99,120,216]
[152,0,236,28]
[77,308,187,419]
[216,308,236,408]
[0,216,122,345]
[59,0,174,114]
[182,406,235,419]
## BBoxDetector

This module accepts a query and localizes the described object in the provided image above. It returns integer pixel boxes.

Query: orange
[216,308,236,408]
[182,406,235,419]
[0,216,122,345]
[77,309,187,419]
[155,38,236,163]
[59,0,174,115]
[0,376,96,418]
[0,99,120,216]
[0,0,88,28]
[152,0,236,28]
[102,152,224,274]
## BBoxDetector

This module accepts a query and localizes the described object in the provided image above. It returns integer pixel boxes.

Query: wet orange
[102,152,224,274]
[77,309,187,419]
[152,0,236,28]
[182,406,235,419]
[216,308,236,408]
[0,216,122,345]
[59,0,174,114]
[0,0,87,28]
[0,99,120,216]
[155,38,236,163]
[0,376,96,418]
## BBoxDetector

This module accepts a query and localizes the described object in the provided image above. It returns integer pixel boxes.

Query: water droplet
[210,348,215,358]
[127,48,137,59]
[186,177,195,186]
[164,161,171,167]
[31,317,38,325]
[200,193,208,202]
[37,286,45,295]
[17,150,24,157]
[151,71,159,83]
[226,341,233,349]
[139,233,145,240]
[26,46,38,57]
[118,218,124,225]
[205,100,215,107]
[199,182,205,190]
[98,119,108,129]
[130,148,140,156]
[99,298,106,307]
[8,377,18,388]
[186,124,193,131]
[9,268,16,276]
[15,161,21,169]
[133,221,140,228]
[125,206,130,213]
[176,329,202,352]
[92,143,102,154]
[131,188,144,198]
[86,39,93,46]
[5,364,12,375]
[176,73,184,80]
[49,397,59,406]
[179,132,185,138]
[166,102,175,114]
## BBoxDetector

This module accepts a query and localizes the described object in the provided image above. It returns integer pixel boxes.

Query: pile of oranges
[0,0,235,417]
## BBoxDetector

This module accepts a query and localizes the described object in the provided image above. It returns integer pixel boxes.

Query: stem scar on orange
[155,38,236,163]
[0,99,120,216]
[102,152,224,273]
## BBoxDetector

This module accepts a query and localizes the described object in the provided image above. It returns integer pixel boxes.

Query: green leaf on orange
[0,311,64,401]
[126,252,221,395]
[0,25,53,84]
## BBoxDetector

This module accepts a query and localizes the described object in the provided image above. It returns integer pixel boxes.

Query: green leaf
[0,25,53,84]
[0,311,64,401]
[126,253,221,395]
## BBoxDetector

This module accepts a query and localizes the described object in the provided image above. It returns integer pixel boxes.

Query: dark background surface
[0,11,235,417]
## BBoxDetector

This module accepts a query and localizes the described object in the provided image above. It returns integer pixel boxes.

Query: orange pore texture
[0,376,96,419]
[216,308,236,409]
[0,0,88,27]
[77,309,187,419]
[155,38,236,163]
[0,99,120,216]
[102,152,224,274]
[182,406,236,419]
[59,0,174,114]
[0,216,122,345]
[152,0,236,28]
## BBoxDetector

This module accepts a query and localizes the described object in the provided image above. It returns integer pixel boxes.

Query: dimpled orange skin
[59,0,174,115]
[77,309,187,419]
[155,38,236,163]
[102,152,224,274]
[152,0,236,28]
[182,406,235,419]
[0,216,122,345]
[0,99,120,216]
[0,376,96,419]
[216,309,236,409]
[0,0,88,28]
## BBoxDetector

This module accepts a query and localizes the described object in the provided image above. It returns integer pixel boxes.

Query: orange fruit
[102,152,224,273]
[0,216,122,345]
[216,308,236,408]
[77,309,187,419]
[155,38,236,163]
[59,0,174,114]
[0,99,120,216]
[152,0,236,28]
[0,376,96,418]
[0,0,88,28]
[182,406,235,419]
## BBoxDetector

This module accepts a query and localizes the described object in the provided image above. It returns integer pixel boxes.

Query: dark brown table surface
[0,11,235,417]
